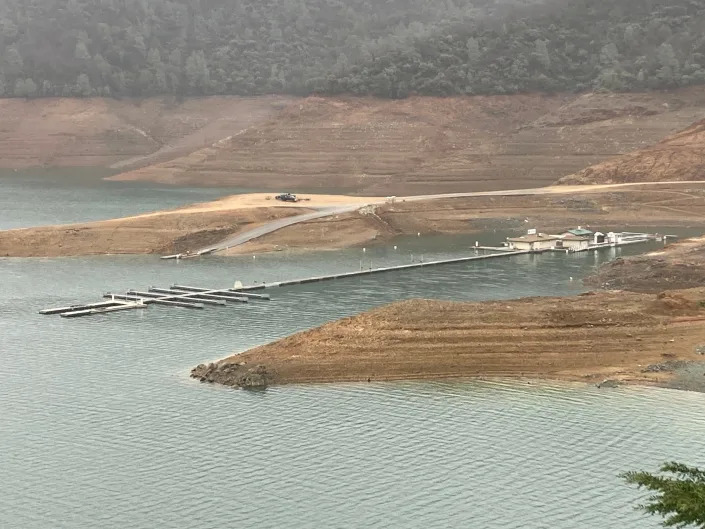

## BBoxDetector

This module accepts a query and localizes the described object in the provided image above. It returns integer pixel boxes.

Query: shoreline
[4,184,705,258]
[191,291,705,392]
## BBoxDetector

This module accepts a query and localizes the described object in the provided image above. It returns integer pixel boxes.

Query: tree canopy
[622,461,705,528]
[1,0,705,98]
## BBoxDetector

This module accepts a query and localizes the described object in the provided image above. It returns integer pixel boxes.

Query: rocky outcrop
[191,362,274,388]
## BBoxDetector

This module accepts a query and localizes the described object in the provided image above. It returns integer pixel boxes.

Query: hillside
[559,118,705,185]
[110,88,705,195]
[0,96,289,169]
[1,0,705,98]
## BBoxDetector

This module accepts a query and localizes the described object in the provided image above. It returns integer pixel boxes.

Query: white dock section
[40,300,127,315]
[60,301,145,318]
[171,285,271,300]
[104,293,205,309]
[235,250,531,291]
[39,248,569,318]
[148,287,249,303]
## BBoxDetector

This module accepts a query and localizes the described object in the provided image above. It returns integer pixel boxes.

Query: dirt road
[202,181,705,253]
[4,182,705,258]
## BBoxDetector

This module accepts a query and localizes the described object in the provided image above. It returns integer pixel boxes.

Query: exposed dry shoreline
[3,185,705,258]
[0,194,374,257]
[192,289,705,390]
[587,234,705,292]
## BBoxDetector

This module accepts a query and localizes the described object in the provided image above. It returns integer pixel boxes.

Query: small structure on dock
[555,234,591,252]
[507,231,560,251]
[560,227,593,238]
[508,227,660,253]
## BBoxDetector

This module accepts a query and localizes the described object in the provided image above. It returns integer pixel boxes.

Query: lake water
[0,169,248,229]
[1,175,704,528]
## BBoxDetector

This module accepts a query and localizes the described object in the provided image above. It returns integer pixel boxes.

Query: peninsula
[192,287,705,389]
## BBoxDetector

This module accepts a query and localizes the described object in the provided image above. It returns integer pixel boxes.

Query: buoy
[417,232,420,237]
[393,245,397,250]
[363,247,366,253]
[253,255,256,259]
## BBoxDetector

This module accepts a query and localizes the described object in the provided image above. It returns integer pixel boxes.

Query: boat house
[507,233,560,251]
[560,227,593,238]
[555,234,590,251]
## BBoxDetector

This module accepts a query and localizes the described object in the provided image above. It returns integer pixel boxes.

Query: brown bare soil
[191,289,705,388]
[227,184,705,255]
[587,234,705,292]
[109,88,705,195]
[0,96,291,169]
[0,206,305,257]
[4,185,705,258]
[560,118,705,185]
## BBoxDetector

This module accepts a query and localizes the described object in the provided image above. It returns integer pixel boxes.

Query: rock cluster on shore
[192,362,273,388]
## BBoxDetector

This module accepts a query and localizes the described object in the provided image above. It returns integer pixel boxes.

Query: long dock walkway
[235,250,530,291]
[40,250,529,318]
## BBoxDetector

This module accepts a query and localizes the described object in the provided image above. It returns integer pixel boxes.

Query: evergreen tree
[622,462,705,528]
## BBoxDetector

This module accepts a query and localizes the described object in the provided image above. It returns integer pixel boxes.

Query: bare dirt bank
[587,234,705,293]
[559,118,705,186]
[4,185,705,258]
[225,184,705,255]
[108,88,705,195]
[0,96,290,169]
[192,289,705,389]
[0,204,307,257]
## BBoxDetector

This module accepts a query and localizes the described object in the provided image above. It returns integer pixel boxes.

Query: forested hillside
[1,0,704,99]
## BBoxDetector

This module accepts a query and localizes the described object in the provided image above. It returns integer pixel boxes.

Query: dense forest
[1,0,705,99]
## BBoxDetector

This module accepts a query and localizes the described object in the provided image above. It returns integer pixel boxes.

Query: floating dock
[40,235,662,319]
[40,285,270,318]
[40,250,528,318]
[234,250,530,291]
[61,301,145,318]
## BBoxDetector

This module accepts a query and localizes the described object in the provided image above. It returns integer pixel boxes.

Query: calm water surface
[0,169,250,229]
[1,176,703,528]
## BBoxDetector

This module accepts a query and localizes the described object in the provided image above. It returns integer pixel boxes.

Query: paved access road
[200,181,705,254]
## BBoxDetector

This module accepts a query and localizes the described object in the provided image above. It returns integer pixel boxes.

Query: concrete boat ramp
[39,250,529,318]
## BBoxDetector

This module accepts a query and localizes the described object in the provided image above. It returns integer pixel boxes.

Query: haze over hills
[1,0,705,98]
[3,0,705,194]
[109,88,705,194]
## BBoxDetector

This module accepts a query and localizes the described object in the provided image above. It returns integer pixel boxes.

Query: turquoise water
[0,177,703,528]
[0,169,251,229]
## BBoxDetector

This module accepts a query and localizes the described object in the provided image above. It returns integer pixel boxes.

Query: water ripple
[2,243,704,528]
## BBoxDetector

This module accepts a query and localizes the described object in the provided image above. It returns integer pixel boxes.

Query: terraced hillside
[0,96,291,169]
[111,88,705,194]
[559,118,705,185]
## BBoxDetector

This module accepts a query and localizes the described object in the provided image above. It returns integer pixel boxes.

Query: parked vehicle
[275,193,298,202]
